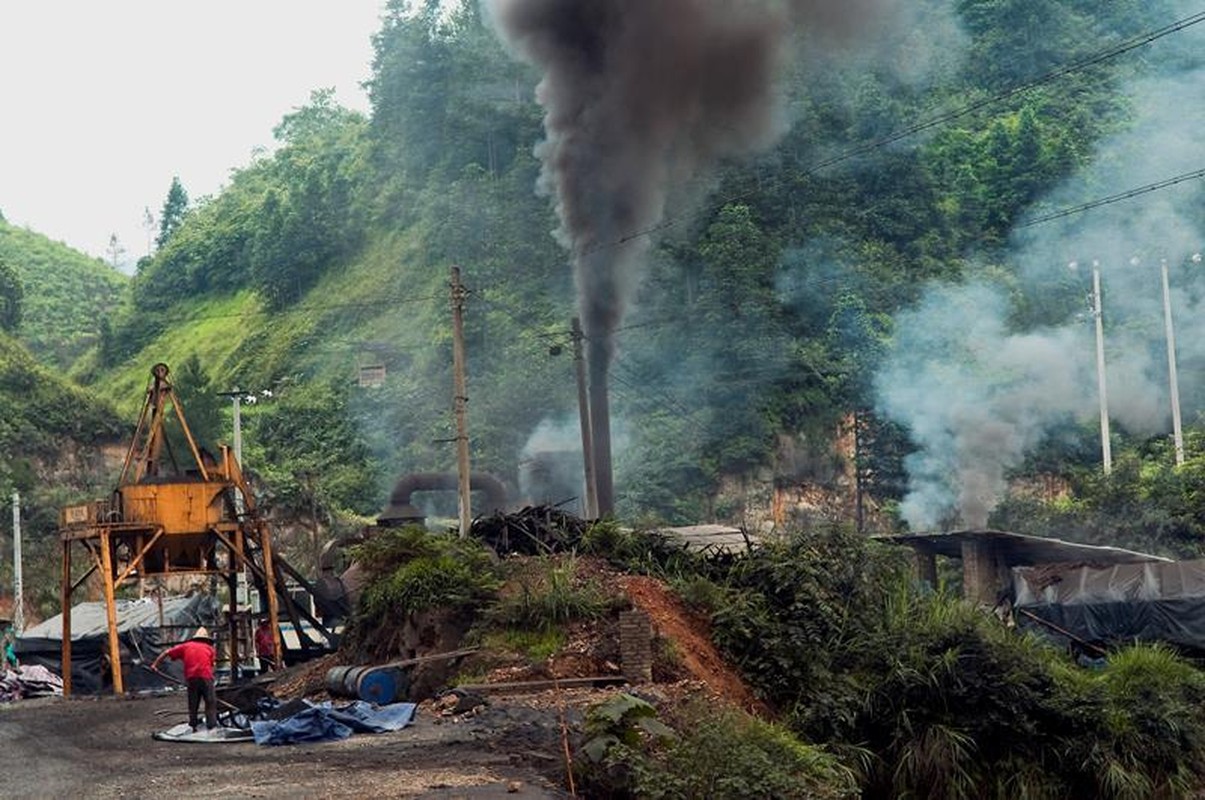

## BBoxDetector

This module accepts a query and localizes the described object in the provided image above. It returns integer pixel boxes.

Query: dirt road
[0,693,573,798]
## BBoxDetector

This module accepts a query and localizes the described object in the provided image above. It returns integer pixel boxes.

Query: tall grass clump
[345,525,501,652]
[485,555,612,631]
[574,694,857,799]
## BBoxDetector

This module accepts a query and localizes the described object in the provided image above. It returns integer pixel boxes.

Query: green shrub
[485,556,610,631]
[574,694,856,800]
[709,525,1205,798]
[1062,645,1205,799]
[579,520,707,580]
[347,526,501,649]
[669,574,728,615]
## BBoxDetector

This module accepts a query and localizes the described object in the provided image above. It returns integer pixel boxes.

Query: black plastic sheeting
[15,595,219,694]
[1013,560,1205,654]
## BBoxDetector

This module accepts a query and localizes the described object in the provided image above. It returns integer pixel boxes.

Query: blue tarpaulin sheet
[251,700,417,746]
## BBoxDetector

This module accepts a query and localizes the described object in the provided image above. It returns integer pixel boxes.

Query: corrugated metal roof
[657,524,752,553]
[20,595,217,641]
[876,528,1170,566]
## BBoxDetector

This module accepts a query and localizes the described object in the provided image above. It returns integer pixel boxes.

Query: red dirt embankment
[618,575,770,717]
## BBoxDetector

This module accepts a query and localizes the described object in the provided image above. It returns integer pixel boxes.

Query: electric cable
[1018,166,1205,228]
[581,9,1205,256]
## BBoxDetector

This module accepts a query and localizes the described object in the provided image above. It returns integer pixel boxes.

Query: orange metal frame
[58,364,283,695]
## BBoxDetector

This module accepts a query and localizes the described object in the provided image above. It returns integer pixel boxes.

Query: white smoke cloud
[879,34,1205,529]
[877,282,1092,529]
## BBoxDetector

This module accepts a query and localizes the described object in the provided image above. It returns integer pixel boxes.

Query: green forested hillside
[49,0,1205,556]
[0,332,123,614]
[0,220,127,368]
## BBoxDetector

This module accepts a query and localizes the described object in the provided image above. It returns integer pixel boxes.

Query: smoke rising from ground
[484,0,909,363]
[877,283,1093,529]
[878,48,1205,530]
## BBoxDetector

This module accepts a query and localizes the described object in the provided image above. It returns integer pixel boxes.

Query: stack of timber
[471,505,591,555]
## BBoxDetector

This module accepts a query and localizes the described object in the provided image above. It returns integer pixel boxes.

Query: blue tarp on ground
[251,700,416,745]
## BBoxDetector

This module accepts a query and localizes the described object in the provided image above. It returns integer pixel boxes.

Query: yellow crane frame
[58,363,284,695]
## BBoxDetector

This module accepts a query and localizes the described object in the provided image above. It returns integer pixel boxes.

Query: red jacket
[255,625,274,657]
[164,640,216,681]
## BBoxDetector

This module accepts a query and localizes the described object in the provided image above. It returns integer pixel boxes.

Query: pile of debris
[471,505,592,555]
[0,664,63,702]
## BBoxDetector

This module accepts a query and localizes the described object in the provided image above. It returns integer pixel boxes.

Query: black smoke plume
[484,0,888,359]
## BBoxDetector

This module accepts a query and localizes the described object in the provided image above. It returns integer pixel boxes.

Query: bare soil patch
[619,574,769,716]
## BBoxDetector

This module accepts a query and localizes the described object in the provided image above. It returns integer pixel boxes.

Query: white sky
[0,1,385,268]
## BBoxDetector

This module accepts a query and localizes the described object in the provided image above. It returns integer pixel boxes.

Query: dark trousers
[186,677,217,730]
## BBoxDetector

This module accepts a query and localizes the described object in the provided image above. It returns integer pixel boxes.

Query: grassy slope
[0,331,123,456]
[83,222,537,514]
[0,221,127,368]
[87,291,267,416]
[90,227,445,413]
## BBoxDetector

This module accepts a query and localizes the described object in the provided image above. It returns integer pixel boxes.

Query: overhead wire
[582,8,1205,256]
[153,11,1205,347]
[131,291,445,327]
[1018,166,1205,228]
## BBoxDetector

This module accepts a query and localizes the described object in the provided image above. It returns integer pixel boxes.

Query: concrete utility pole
[1159,258,1185,465]
[12,490,21,633]
[217,388,249,609]
[216,388,250,465]
[1091,261,1113,475]
[571,318,598,519]
[450,267,473,538]
[217,386,272,611]
[1070,259,1112,475]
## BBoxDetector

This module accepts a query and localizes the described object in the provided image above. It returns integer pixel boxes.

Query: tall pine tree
[156,176,189,248]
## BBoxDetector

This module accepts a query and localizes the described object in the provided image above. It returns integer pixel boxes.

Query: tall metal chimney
[587,340,614,516]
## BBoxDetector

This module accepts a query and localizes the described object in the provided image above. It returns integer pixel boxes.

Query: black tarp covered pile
[15,594,220,694]
[1013,559,1205,653]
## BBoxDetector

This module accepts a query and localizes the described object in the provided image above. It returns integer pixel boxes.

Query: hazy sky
[0,1,385,268]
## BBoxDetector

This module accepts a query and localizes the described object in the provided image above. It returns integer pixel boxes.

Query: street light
[216,386,275,613]
[1069,259,1112,474]
[217,388,275,466]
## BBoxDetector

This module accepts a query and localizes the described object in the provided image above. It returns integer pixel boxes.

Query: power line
[584,9,1205,256]
[806,10,1205,174]
[1018,166,1205,228]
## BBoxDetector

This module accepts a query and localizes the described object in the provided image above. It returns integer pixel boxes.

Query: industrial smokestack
[587,338,614,515]
[486,0,914,515]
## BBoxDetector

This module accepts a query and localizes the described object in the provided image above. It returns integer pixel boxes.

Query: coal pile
[471,505,592,556]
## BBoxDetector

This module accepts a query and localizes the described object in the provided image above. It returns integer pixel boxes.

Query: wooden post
[258,523,284,670]
[98,529,124,694]
[60,540,72,697]
[450,266,472,538]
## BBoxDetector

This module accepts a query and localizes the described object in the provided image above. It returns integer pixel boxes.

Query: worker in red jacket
[151,626,218,731]
[254,617,277,672]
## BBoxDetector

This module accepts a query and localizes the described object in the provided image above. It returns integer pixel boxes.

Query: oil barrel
[324,665,410,704]
[324,665,366,697]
